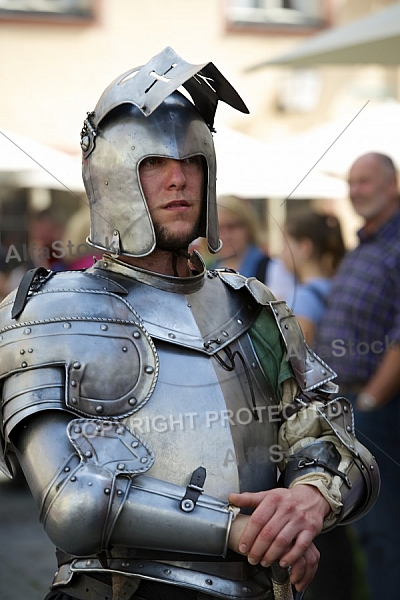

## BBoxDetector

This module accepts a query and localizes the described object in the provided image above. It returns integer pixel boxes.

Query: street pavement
[0,475,56,600]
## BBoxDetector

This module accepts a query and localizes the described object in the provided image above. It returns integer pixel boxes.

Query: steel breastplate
[0,260,280,495]
[89,257,280,497]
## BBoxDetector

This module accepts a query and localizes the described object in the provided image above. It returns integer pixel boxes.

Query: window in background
[0,0,96,24]
[225,0,329,32]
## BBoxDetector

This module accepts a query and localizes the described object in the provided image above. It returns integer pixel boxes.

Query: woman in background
[210,194,295,299]
[281,211,345,345]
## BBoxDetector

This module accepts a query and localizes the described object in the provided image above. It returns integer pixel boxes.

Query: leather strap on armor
[11,266,50,319]
[180,466,206,512]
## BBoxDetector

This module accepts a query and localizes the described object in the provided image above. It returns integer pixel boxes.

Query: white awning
[214,126,346,199]
[0,128,84,192]
[247,4,400,69]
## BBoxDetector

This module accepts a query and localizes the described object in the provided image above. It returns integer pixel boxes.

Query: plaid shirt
[316,209,400,387]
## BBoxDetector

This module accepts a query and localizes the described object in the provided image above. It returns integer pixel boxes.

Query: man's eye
[183,156,201,166]
[144,158,158,167]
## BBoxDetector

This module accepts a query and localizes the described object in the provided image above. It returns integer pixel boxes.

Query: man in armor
[0,48,379,600]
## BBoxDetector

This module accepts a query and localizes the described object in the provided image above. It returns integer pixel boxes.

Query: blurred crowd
[0,204,100,301]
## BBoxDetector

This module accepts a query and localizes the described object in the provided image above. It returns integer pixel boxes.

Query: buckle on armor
[180,466,206,512]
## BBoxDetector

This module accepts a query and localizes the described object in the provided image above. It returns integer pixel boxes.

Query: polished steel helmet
[81,46,248,257]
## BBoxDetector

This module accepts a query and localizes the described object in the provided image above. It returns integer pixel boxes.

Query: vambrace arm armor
[280,392,380,529]
[11,409,233,558]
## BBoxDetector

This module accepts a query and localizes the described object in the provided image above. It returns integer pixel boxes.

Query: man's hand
[228,484,330,591]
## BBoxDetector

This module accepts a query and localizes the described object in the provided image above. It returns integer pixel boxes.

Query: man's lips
[165,200,190,210]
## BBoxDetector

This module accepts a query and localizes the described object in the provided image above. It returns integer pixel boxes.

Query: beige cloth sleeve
[278,379,354,529]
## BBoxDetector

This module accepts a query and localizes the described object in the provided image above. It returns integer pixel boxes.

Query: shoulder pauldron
[0,270,159,420]
[217,270,338,393]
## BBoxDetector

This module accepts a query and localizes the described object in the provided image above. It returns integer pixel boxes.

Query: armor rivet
[252,362,257,368]
[96,425,102,432]
[164,569,172,575]
[343,405,348,412]
[71,380,77,387]
[285,305,290,311]
[24,328,31,334]
[116,427,124,434]
[103,261,108,267]
[168,333,176,339]
[21,362,27,368]
[133,331,140,339]
[237,319,243,325]
[205,579,213,586]
[331,405,338,412]
[28,348,33,353]
[284,325,289,329]
[222,331,228,337]
[85,451,92,458]
[80,135,90,152]
[105,181,109,185]
[187,303,191,308]
[140,457,148,463]
[122,346,128,352]
[104,488,111,495]
[128,398,137,406]
[73,362,81,369]
[131,146,135,150]
[63,322,71,329]
[122,561,130,567]
[370,465,374,470]
[113,230,118,236]
[95,405,104,413]
[132,442,139,448]
[243,587,251,593]
[321,369,327,375]
[86,560,92,566]
[20,349,25,354]
[117,490,123,496]
[88,482,93,486]
[64,467,70,472]
[117,463,125,470]
[101,324,108,331]
[70,476,77,482]
[182,499,194,512]
[74,427,82,434]
[346,425,352,432]
[71,397,77,404]
[145,366,154,374]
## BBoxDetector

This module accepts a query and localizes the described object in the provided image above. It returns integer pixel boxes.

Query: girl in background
[210,194,295,299]
[282,211,345,345]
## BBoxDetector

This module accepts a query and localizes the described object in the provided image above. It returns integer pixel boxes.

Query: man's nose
[167,160,187,187]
